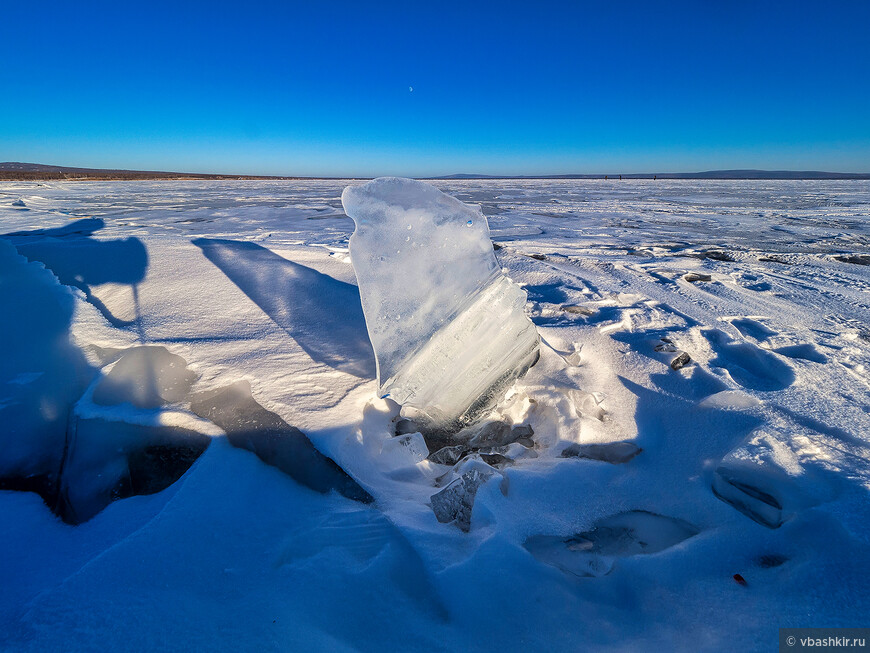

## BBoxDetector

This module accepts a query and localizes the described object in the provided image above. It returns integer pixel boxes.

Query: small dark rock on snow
[703,250,735,262]
[834,254,870,266]
[670,351,692,370]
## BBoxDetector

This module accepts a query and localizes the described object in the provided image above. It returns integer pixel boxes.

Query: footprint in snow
[730,317,777,342]
[728,319,829,364]
[744,280,773,292]
[773,343,829,364]
[525,281,571,305]
[703,329,795,391]
[524,510,699,578]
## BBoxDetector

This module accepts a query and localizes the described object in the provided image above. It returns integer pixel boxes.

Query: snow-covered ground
[1,179,869,651]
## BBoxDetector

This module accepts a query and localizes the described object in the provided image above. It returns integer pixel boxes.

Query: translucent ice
[341,177,539,433]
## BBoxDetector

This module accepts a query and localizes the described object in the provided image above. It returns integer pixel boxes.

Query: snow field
[1,179,868,651]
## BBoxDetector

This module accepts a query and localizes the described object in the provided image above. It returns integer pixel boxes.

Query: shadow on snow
[193,238,375,378]
[1,218,148,333]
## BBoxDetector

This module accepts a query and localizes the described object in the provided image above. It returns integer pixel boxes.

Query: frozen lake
[1,179,869,651]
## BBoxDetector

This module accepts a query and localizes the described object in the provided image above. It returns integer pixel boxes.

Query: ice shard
[342,177,539,433]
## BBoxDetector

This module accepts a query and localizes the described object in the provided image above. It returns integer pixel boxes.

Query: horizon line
[2,161,870,181]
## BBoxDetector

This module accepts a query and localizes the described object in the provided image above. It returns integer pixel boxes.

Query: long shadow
[193,238,375,378]
[1,218,149,332]
[189,381,372,503]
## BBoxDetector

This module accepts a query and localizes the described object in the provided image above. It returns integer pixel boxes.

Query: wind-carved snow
[341,177,540,433]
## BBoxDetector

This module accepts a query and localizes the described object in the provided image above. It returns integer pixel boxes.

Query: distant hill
[0,162,297,181]
[2,162,868,181]
[438,170,870,180]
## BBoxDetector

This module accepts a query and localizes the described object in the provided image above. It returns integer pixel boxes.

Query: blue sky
[2,1,869,176]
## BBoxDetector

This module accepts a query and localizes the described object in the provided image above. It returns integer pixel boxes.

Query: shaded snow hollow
[1,179,869,652]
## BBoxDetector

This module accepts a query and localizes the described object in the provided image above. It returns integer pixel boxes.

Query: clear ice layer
[341,177,539,432]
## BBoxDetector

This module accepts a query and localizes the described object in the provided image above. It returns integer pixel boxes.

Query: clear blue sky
[2,0,869,176]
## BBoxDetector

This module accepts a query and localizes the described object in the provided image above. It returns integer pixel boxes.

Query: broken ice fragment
[561,304,597,316]
[479,453,512,468]
[428,444,469,466]
[430,459,495,531]
[342,178,540,433]
[466,421,534,448]
[381,432,429,470]
[712,466,784,528]
[560,441,641,464]
[654,337,678,352]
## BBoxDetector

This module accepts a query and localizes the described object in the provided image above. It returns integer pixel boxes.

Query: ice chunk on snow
[341,178,539,432]
[430,458,496,531]
[381,432,429,470]
[560,441,642,464]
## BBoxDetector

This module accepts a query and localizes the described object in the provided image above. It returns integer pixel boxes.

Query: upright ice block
[342,177,539,432]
